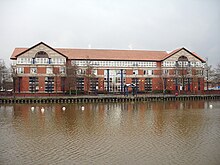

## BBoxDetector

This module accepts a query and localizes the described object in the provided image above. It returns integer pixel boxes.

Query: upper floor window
[73,60,157,68]
[35,58,48,64]
[196,70,203,76]
[147,70,154,75]
[51,58,66,64]
[17,58,32,64]
[35,51,49,58]
[133,70,138,75]
[60,67,66,74]
[163,69,169,75]
[144,69,153,75]
[17,67,24,74]
[178,56,188,61]
[92,69,98,76]
[46,67,53,74]
[30,67,37,74]
[77,69,86,75]
[34,51,49,64]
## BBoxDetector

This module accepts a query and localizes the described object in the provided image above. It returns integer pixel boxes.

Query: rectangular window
[29,77,39,92]
[46,68,53,74]
[30,67,37,74]
[45,77,54,93]
[60,67,66,74]
[76,77,84,91]
[132,78,139,91]
[145,78,152,92]
[90,78,98,92]
[92,69,97,76]
[77,69,86,75]
[17,67,24,74]
[133,70,138,75]
[196,70,203,76]
[147,70,153,75]
[163,69,169,75]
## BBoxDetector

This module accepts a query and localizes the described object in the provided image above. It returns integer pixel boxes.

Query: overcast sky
[0,0,219,67]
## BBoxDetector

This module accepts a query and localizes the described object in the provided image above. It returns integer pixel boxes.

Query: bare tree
[215,63,220,85]
[11,64,18,96]
[210,63,220,89]
[159,68,166,94]
[84,58,96,94]
[0,60,6,90]
[0,60,12,92]
[66,61,78,95]
[203,63,216,90]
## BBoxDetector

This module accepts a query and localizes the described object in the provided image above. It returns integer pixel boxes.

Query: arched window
[176,56,189,67]
[34,51,49,64]
[178,56,188,61]
[35,51,49,58]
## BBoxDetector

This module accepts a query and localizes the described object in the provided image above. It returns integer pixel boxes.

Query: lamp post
[206,67,209,91]
[205,58,209,91]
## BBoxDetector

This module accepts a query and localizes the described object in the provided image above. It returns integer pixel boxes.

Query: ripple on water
[0,101,220,165]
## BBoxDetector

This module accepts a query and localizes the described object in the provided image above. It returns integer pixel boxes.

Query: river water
[0,100,220,165]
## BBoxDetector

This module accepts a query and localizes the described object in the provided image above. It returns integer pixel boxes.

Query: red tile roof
[56,48,169,61]
[11,47,169,61]
[11,48,27,59]
[10,42,205,62]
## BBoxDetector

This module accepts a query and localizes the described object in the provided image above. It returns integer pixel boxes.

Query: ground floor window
[132,78,139,91]
[29,77,39,93]
[145,78,152,92]
[45,77,54,93]
[76,77,84,92]
[90,78,98,92]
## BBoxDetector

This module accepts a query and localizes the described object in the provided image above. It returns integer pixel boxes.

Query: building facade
[10,42,206,96]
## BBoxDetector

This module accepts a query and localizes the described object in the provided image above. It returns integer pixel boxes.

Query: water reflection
[0,100,220,165]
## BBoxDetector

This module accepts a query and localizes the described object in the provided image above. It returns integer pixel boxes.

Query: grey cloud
[0,0,219,66]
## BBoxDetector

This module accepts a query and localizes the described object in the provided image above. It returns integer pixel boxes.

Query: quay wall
[0,95,220,104]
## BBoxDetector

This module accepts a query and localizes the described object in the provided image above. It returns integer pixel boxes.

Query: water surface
[0,100,220,165]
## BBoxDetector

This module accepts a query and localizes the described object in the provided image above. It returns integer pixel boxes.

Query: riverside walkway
[0,94,220,104]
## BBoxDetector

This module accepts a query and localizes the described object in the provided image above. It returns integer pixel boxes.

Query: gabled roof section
[163,47,206,62]
[10,42,68,59]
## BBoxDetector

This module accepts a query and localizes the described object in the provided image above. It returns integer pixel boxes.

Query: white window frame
[17,67,24,74]
[30,67,37,74]
[46,67,53,74]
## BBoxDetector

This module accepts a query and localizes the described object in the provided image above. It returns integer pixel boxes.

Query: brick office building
[10,42,206,96]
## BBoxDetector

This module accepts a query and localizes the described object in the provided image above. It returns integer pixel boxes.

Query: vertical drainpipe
[121,69,123,94]
[18,77,21,93]
[164,78,167,94]
[175,78,178,91]
[107,69,110,92]
[188,78,190,91]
